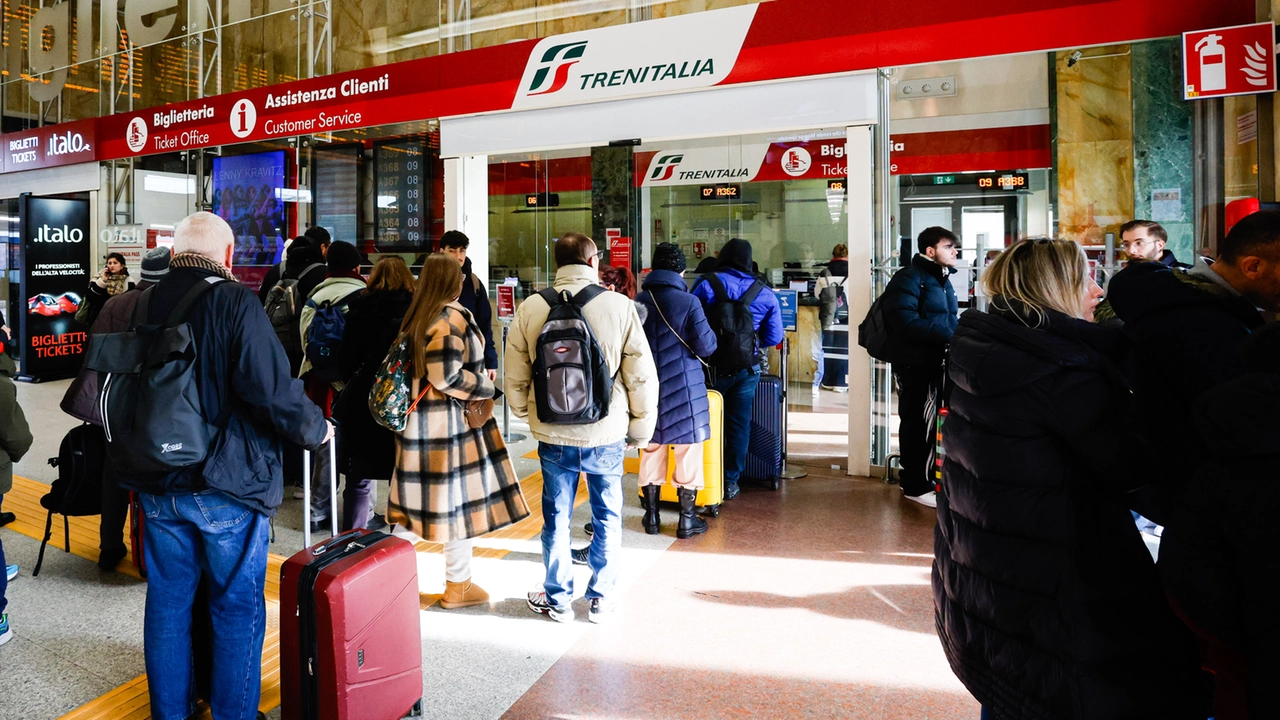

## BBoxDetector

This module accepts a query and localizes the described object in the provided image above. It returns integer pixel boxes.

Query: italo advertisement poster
[18,195,91,380]
[211,150,289,291]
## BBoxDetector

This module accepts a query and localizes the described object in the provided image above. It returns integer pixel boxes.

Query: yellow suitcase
[640,390,724,515]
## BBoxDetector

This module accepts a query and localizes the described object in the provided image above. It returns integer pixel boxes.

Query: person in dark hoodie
[633,244,716,537]
[257,226,331,303]
[1106,211,1277,524]
[935,238,1205,720]
[1158,322,1280,720]
[691,238,783,500]
[439,231,497,379]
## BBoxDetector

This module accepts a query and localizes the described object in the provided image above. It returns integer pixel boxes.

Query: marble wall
[1131,39,1196,264]
[1055,46,1135,247]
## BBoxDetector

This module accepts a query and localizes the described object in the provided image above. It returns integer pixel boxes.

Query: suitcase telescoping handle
[301,425,339,549]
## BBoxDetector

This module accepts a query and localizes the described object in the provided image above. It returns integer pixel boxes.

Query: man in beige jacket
[506,232,657,624]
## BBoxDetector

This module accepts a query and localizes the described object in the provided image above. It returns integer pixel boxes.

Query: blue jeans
[140,490,270,720]
[539,441,625,610]
[711,366,761,487]
[0,495,7,617]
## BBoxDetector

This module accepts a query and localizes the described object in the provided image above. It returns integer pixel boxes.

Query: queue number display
[373,138,429,250]
[975,172,1029,191]
[700,184,741,200]
[525,192,561,208]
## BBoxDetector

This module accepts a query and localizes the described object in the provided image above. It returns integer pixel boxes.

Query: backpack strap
[569,284,607,307]
[130,287,153,331]
[705,273,729,303]
[165,277,228,327]
[740,280,765,308]
[537,287,563,309]
[296,262,325,284]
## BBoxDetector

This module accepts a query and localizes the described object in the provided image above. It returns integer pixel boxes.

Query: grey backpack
[532,285,612,425]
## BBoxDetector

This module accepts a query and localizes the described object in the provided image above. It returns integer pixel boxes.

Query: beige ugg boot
[440,580,490,609]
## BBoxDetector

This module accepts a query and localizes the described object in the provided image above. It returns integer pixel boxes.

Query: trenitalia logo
[650,154,684,181]
[528,42,588,96]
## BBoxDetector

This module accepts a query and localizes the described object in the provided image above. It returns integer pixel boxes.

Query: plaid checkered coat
[388,302,529,542]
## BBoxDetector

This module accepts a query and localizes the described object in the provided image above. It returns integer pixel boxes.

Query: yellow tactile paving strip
[4,475,142,580]
[31,469,576,720]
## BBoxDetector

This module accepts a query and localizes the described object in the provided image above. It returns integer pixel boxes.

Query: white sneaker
[292,485,305,500]
[527,591,574,623]
[904,491,938,509]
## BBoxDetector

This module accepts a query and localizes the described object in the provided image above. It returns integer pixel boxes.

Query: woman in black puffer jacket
[331,256,416,530]
[934,238,1205,720]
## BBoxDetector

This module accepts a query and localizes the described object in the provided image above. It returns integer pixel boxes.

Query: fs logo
[650,154,684,182]
[528,41,587,96]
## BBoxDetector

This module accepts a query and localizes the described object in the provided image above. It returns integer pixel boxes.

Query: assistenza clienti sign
[510,5,757,109]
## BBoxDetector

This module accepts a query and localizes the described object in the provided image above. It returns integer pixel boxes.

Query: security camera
[1067,50,1083,68]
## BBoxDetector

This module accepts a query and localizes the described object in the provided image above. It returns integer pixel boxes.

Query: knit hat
[140,247,172,283]
[718,238,753,273]
[652,242,687,273]
[326,240,362,273]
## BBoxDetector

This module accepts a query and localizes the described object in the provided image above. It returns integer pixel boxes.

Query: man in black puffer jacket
[881,226,959,507]
[1159,324,1280,720]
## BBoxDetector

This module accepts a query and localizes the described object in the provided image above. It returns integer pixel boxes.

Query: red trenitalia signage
[1183,22,1277,99]
[0,0,1253,174]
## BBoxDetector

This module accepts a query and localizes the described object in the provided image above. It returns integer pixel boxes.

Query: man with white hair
[116,212,330,720]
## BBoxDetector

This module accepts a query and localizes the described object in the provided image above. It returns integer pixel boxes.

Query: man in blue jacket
[440,230,498,379]
[882,226,959,508]
[692,238,783,500]
[120,212,330,720]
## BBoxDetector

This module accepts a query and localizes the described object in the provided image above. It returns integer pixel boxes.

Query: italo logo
[126,118,148,153]
[33,224,84,243]
[650,154,684,181]
[230,99,258,139]
[528,41,588,96]
[47,131,90,157]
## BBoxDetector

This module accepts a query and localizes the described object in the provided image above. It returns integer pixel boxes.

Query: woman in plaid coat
[389,254,529,609]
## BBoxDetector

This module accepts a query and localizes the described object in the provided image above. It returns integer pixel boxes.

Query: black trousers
[895,363,942,497]
[99,465,130,554]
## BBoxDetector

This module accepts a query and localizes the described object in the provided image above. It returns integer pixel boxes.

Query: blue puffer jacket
[637,270,718,445]
[882,254,958,366]
[691,268,784,351]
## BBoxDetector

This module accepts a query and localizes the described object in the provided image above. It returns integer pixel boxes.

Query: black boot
[641,484,661,535]
[677,488,708,539]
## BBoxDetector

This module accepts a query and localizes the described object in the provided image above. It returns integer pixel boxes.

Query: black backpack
[84,277,228,491]
[532,285,612,425]
[857,293,894,362]
[304,291,357,382]
[34,423,107,576]
[703,273,764,371]
[264,261,324,361]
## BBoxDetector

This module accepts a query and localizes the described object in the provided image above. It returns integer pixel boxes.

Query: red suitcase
[280,443,423,720]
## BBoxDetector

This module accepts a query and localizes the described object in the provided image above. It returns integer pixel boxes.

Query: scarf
[169,252,237,281]
[327,268,365,282]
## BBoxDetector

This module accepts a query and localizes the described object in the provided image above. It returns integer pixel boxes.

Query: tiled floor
[2,378,978,720]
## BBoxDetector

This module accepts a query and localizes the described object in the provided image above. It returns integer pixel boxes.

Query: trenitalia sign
[0,0,1254,173]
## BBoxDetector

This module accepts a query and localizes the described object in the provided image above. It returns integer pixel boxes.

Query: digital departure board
[374,138,428,250]
[700,184,741,200]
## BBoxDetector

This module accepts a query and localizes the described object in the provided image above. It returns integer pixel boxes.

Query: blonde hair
[367,256,416,293]
[984,238,1091,324]
[400,253,463,378]
[174,212,234,261]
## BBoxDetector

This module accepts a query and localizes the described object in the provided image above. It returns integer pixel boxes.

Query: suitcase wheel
[403,698,424,718]
[706,504,721,518]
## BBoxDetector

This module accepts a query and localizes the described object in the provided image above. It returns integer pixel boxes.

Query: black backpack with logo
[84,277,228,492]
[703,273,764,371]
[532,285,612,425]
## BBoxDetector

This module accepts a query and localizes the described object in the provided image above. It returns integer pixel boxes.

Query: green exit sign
[933,175,956,185]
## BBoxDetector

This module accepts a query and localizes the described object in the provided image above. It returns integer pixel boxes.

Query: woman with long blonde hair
[387,253,529,609]
[933,238,1204,719]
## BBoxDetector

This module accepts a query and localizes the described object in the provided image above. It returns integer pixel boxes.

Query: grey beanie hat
[652,242,687,273]
[140,247,172,282]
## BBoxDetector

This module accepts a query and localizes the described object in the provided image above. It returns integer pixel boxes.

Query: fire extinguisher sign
[1183,22,1277,100]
